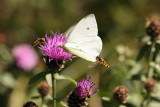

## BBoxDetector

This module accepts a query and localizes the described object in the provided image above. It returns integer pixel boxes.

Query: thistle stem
[141,93,150,107]
[51,71,56,107]
[41,96,44,106]
[143,40,156,107]
[148,40,156,78]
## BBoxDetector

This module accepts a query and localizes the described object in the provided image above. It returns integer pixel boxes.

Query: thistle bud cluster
[146,19,160,39]
[23,101,38,107]
[38,80,51,97]
[144,79,156,93]
[113,86,128,103]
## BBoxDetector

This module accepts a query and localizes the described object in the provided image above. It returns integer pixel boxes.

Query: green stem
[51,72,56,107]
[54,74,56,107]
[143,40,156,107]
[148,40,156,78]
[41,96,44,105]
[141,93,150,107]
[41,96,48,107]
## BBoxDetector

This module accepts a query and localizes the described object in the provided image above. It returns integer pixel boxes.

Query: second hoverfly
[32,38,45,47]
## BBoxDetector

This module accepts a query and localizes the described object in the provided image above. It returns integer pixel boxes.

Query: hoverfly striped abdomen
[96,56,109,68]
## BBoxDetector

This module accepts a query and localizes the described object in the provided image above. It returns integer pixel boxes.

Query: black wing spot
[87,27,90,30]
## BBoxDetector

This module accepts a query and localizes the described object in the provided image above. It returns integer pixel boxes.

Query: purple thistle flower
[12,44,38,71]
[67,76,97,107]
[23,101,38,107]
[39,32,73,64]
[74,76,97,98]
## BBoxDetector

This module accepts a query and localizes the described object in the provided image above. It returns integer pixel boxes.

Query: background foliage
[1,0,160,107]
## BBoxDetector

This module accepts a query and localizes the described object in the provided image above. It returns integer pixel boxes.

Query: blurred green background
[1,0,160,107]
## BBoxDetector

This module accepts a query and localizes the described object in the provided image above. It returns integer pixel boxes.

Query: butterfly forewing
[64,14,102,62]
[66,14,98,42]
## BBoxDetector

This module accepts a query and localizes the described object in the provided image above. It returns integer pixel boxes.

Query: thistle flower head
[12,44,38,71]
[146,19,160,39]
[23,101,38,107]
[74,76,97,98]
[38,80,51,97]
[38,32,73,70]
[39,33,73,62]
[113,86,128,104]
[145,79,156,93]
[67,76,97,107]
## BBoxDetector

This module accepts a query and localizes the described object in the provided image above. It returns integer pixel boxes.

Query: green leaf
[31,96,41,99]
[150,96,160,102]
[127,64,142,79]
[46,95,68,107]
[45,74,52,87]
[54,73,77,86]
[156,39,160,44]
[102,97,111,101]
[28,71,50,84]
[150,62,160,74]
[136,45,150,62]
[45,73,77,87]
[53,97,68,107]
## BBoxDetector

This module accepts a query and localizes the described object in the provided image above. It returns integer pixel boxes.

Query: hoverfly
[32,38,45,47]
[96,56,109,68]
[85,87,91,98]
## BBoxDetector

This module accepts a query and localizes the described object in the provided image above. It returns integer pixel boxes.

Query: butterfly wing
[65,25,75,37]
[64,14,102,62]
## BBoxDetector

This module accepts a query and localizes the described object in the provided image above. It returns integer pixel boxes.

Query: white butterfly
[64,14,103,62]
